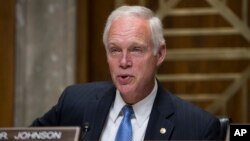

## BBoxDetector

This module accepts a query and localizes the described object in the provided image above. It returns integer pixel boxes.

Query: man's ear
[156,44,167,67]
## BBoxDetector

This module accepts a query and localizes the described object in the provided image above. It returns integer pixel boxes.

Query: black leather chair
[218,116,231,140]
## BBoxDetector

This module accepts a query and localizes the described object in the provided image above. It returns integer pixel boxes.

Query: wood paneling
[88,0,114,81]
[156,0,250,123]
[76,0,89,83]
[76,0,114,82]
[0,0,15,127]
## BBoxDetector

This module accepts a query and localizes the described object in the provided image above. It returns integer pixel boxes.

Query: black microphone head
[83,122,90,131]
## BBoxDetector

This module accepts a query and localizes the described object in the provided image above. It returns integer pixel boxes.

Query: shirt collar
[110,89,126,123]
[110,80,158,127]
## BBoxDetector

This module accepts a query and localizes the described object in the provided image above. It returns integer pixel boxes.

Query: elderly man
[32,5,220,141]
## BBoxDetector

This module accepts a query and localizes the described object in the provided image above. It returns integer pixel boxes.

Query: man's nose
[119,52,132,69]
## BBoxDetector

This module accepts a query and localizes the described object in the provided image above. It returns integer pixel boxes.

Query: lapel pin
[160,128,167,134]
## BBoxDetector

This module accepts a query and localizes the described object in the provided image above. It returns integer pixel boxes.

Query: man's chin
[117,86,134,95]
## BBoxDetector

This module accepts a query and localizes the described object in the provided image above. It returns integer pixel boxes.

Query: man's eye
[131,47,143,52]
[109,48,121,53]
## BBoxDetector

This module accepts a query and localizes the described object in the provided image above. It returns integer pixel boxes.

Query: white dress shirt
[100,80,158,141]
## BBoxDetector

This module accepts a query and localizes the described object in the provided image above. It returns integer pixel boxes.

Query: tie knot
[122,105,133,117]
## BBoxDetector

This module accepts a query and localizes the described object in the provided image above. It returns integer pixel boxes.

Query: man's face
[106,16,165,104]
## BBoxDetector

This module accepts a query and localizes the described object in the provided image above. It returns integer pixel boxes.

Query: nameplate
[0,127,80,141]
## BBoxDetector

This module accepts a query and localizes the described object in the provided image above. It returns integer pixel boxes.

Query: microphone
[80,122,90,141]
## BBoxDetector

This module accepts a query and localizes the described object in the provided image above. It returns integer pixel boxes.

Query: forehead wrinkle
[108,16,152,47]
[110,24,145,38]
[108,30,148,46]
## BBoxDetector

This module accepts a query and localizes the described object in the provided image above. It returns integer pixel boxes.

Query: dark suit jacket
[32,81,220,140]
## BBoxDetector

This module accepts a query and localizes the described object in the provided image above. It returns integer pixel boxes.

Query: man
[32,5,220,140]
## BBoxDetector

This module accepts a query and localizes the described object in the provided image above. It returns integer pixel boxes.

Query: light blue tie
[115,105,134,141]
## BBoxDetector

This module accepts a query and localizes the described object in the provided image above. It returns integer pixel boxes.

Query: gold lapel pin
[160,128,167,134]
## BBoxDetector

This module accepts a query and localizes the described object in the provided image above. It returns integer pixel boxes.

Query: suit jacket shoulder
[169,92,220,139]
[31,81,115,126]
[145,84,220,140]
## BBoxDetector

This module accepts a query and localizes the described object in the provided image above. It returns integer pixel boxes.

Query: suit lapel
[144,84,175,140]
[86,85,116,140]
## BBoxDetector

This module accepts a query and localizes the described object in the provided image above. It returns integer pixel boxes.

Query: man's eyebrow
[107,40,148,47]
[130,42,147,47]
[107,42,117,47]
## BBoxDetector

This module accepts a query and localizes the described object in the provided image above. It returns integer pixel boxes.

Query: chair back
[218,116,231,140]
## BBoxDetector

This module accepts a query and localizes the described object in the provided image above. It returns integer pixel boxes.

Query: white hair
[102,5,165,54]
